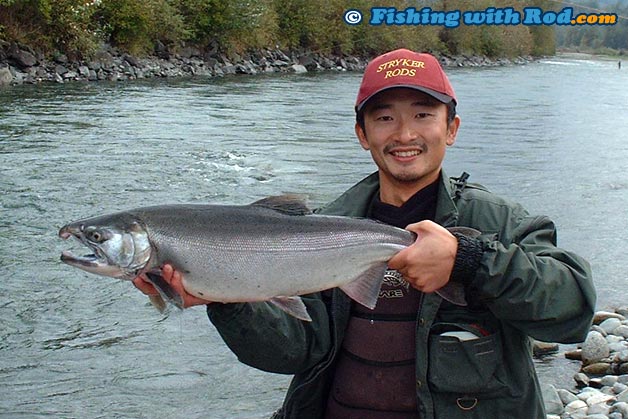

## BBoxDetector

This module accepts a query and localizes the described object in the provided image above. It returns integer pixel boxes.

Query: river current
[1,54,627,418]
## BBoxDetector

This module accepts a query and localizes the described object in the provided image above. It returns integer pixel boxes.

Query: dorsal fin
[250,195,311,216]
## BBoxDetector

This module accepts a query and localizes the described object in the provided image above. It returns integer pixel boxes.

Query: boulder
[10,46,38,68]
[0,67,13,85]
[582,331,610,365]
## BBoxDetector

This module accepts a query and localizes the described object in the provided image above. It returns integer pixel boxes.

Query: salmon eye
[86,229,105,243]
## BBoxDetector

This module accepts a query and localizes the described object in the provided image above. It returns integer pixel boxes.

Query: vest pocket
[428,322,508,397]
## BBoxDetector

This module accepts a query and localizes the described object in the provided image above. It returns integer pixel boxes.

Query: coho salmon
[59,196,467,321]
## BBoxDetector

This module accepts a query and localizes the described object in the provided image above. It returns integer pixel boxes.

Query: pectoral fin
[145,272,184,310]
[148,294,167,313]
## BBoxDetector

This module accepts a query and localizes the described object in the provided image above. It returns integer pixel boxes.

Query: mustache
[383,142,428,154]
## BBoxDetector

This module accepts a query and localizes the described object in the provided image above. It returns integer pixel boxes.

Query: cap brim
[356,85,455,113]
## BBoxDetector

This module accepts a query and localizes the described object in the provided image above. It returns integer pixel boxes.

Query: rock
[298,54,318,71]
[583,363,613,375]
[585,391,614,406]
[582,331,611,365]
[55,64,68,76]
[567,349,584,360]
[78,66,90,77]
[589,377,604,388]
[612,401,628,417]
[614,382,628,394]
[533,340,560,357]
[602,375,620,387]
[592,325,607,336]
[272,59,290,67]
[9,45,37,68]
[0,67,13,85]
[575,372,591,388]
[542,384,564,415]
[179,46,201,59]
[584,414,609,419]
[63,71,77,79]
[620,363,628,375]
[615,325,628,339]
[154,40,170,59]
[289,64,307,73]
[53,53,68,64]
[565,399,588,415]
[222,65,236,75]
[594,311,626,324]
[559,388,581,405]
[609,342,628,353]
[93,50,114,70]
[122,53,140,67]
[235,63,256,75]
[617,388,628,403]
[600,318,623,334]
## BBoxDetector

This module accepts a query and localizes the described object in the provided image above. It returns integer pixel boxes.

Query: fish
[58,196,471,321]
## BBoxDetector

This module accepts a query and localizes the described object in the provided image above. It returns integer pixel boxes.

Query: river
[1,54,627,418]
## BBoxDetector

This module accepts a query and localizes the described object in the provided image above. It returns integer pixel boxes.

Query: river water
[1,55,627,418]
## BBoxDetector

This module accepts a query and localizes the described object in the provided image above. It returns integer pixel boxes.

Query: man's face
[356,88,460,199]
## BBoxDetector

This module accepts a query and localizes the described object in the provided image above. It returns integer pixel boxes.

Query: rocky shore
[543,308,628,419]
[0,42,532,87]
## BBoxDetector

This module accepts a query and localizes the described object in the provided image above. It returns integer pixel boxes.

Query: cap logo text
[376,58,425,79]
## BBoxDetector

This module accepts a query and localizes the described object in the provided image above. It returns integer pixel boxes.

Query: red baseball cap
[355,49,456,112]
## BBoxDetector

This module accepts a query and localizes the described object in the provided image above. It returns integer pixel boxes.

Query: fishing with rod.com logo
[342,6,619,27]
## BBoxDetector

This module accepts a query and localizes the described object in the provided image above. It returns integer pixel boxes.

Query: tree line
[0,0,559,59]
[556,0,627,53]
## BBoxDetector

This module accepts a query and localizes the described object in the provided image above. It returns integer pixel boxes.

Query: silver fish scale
[130,205,415,301]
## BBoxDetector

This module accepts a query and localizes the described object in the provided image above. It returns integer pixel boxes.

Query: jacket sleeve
[469,208,596,344]
[206,293,332,374]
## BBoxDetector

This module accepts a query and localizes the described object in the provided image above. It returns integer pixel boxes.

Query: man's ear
[446,115,461,146]
[355,123,369,150]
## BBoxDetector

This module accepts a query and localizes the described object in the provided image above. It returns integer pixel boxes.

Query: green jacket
[207,171,596,419]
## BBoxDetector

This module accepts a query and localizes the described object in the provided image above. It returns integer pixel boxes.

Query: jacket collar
[317,170,459,227]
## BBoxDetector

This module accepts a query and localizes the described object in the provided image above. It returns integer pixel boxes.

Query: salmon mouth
[59,227,107,268]
[60,250,103,267]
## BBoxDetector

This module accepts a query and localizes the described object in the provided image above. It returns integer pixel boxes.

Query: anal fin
[339,264,387,310]
[269,296,312,322]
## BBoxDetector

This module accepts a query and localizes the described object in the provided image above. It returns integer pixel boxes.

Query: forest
[555,0,627,53]
[0,0,623,60]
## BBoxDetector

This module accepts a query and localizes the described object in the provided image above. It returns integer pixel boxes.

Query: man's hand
[387,220,458,293]
[132,264,213,308]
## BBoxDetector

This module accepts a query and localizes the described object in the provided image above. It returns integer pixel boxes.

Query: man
[134,49,596,418]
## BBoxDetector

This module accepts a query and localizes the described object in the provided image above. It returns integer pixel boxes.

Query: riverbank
[0,42,533,87]
[543,308,628,419]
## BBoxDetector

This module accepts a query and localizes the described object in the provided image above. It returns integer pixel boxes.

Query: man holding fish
[132,49,595,418]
